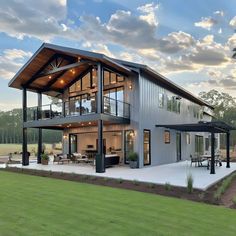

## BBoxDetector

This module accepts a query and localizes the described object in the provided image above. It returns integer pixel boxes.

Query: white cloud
[227,33,236,49]
[0,0,67,41]
[137,2,159,26]
[91,44,115,58]
[214,10,224,17]
[229,16,236,27]
[0,49,32,80]
[194,17,217,30]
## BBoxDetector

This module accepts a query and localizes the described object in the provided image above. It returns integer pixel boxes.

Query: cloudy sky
[0,0,236,110]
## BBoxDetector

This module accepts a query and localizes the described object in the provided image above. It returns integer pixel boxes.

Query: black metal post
[210,132,215,174]
[96,63,105,173]
[226,132,230,168]
[22,88,29,166]
[37,92,42,164]
[96,120,105,173]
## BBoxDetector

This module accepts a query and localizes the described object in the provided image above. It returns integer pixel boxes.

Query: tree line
[0,89,236,146]
[0,109,62,144]
[199,89,236,148]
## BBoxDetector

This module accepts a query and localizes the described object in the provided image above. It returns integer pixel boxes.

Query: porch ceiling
[8,43,133,97]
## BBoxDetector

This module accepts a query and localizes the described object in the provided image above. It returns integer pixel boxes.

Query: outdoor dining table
[200,154,222,169]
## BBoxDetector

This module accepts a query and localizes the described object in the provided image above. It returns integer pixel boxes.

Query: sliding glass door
[124,130,134,164]
[143,130,151,165]
[69,134,77,154]
[195,135,203,155]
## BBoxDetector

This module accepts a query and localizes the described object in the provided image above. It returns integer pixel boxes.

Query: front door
[69,134,77,154]
[143,130,151,165]
[176,133,181,161]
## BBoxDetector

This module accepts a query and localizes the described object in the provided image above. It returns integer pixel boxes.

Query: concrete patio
[3,160,236,190]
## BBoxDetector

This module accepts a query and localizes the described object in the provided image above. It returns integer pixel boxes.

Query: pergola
[156,121,236,174]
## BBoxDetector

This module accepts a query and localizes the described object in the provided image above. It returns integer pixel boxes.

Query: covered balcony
[26,95,130,122]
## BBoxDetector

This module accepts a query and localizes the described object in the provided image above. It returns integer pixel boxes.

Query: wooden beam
[23,54,59,87]
[42,70,68,91]
[36,60,95,78]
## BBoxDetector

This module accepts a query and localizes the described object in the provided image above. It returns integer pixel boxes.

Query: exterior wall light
[129,83,133,90]
[63,134,68,139]
[130,130,135,137]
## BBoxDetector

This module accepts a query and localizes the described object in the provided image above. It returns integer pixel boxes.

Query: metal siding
[138,73,212,166]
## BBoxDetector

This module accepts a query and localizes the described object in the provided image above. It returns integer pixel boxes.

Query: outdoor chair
[54,154,71,164]
[190,154,199,167]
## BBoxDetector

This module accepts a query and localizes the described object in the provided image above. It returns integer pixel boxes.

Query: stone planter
[41,159,49,165]
[129,161,138,169]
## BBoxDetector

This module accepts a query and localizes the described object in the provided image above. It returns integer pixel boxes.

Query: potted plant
[41,153,49,165]
[128,152,138,168]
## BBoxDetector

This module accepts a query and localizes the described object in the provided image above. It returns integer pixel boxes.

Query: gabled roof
[8,43,213,109]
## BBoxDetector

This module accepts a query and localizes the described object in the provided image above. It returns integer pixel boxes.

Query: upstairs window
[103,69,125,86]
[69,71,91,93]
[167,94,181,113]
[158,88,164,108]
[69,68,126,93]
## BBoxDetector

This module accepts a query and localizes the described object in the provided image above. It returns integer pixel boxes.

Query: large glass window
[205,137,209,151]
[110,72,116,84]
[82,72,91,90]
[124,130,134,164]
[69,68,125,93]
[92,68,97,87]
[103,69,125,86]
[195,135,204,155]
[69,134,77,154]
[158,88,164,108]
[143,130,151,165]
[104,70,110,86]
[166,94,180,113]
[103,87,124,116]
[68,93,96,115]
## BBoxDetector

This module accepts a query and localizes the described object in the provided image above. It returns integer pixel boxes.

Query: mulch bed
[1,166,223,205]
[220,178,236,208]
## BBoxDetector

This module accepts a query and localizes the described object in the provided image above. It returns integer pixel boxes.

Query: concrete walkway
[5,161,236,190]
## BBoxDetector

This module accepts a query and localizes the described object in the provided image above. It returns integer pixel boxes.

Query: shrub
[90,176,97,181]
[41,153,49,161]
[128,152,138,162]
[214,173,236,200]
[117,178,123,184]
[133,179,139,186]
[198,192,205,200]
[186,173,194,194]
[71,172,76,178]
[233,196,236,205]
[164,182,171,191]
[103,177,109,182]
[148,183,155,189]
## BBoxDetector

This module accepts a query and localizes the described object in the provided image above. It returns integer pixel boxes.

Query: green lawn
[0,172,236,236]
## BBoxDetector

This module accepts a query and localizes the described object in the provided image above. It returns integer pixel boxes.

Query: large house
[9,43,231,174]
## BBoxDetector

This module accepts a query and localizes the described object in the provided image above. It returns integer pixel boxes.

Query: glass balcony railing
[26,95,130,121]
[103,96,130,118]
